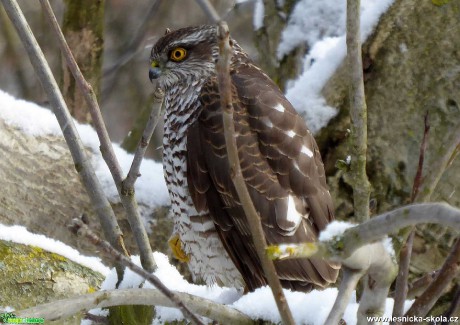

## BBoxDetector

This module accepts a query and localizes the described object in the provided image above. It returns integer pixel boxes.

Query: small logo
[0,312,44,324]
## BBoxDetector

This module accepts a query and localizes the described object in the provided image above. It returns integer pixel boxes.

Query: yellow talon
[168,234,190,263]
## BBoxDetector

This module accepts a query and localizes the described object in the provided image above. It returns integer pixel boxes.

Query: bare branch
[103,0,162,78]
[122,88,164,193]
[330,202,460,259]
[102,0,162,100]
[325,268,364,325]
[325,242,397,324]
[0,0,128,276]
[15,288,253,325]
[194,0,221,23]
[217,21,295,325]
[411,112,430,202]
[415,119,460,202]
[406,271,438,300]
[270,203,460,262]
[404,238,460,320]
[346,0,371,222]
[355,244,398,324]
[69,218,205,325]
[393,113,430,320]
[442,284,460,324]
[392,230,414,321]
[39,0,156,272]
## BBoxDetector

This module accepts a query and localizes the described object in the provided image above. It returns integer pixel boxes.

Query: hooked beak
[149,61,161,82]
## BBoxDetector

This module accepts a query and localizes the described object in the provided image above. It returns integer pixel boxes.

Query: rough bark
[0,119,172,261]
[61,0,104,123]
[0,239,104,324]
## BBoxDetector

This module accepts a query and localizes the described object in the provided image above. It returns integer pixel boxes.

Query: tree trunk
[61,0,105,123]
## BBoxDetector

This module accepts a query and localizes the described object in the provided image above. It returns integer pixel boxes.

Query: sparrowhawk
[149,25,339,292]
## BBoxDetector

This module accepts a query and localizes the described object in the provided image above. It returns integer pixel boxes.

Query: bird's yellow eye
[170,47,187,62]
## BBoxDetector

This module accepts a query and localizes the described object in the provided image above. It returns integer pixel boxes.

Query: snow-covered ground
[0,223,408,325]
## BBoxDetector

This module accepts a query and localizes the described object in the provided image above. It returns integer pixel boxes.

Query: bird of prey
[149,25,339,292]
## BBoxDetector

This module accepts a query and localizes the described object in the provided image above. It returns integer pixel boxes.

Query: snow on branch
[269,202,460,262]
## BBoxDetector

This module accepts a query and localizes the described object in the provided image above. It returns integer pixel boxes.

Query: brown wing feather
[186,63,339,292]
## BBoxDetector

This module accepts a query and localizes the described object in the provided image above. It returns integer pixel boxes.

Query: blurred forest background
[0,0,256,161]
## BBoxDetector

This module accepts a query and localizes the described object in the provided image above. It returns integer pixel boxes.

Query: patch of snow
[253,0,264,30]
[101,253,242,324]
[346,155,352,164]
[0,306,15,312]
[97,252,413,325]
[285,36,344,134]
[0,224,110,276]
[399,43,408,53]
[383,237,396,257]
[0,90,170,209]
[282,0,395,133]
[319,220,355,242]
[277,0,346,59]
[278,0,395,58]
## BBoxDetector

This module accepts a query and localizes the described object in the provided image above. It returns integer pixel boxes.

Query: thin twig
[102,0,162,101]
[415,120,460,203]
[404,238,460,321]
[393,113,430,321]
[69,218,205,325]
[103,0,162,78]
[411,112,430,202]
[122,88,164,193]
[194,0,220,23]
[346,0,371,222]
[392,230,415,322]
[441,284,460,325]
[406,270,439,299]
[0,0,128,278]
[39,0,156,272]
[217,21,295,325]
[15,288,253,325]
[325,268,364,325]
[83,312,108,324]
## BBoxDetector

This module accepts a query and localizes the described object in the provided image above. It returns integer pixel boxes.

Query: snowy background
[0,0,404,323]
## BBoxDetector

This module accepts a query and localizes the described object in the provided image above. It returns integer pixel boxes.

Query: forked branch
[39,0,156,272]
[69,218,204,325]
[0,0,128,277]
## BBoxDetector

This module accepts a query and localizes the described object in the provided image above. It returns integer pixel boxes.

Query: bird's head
[149,25,220,91]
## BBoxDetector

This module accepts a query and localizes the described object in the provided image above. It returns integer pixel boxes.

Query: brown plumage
[150,25,339,292]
